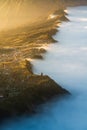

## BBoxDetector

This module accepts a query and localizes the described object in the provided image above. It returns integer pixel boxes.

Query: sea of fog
[1,6,87,130]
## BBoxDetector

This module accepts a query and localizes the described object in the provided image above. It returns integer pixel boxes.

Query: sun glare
[64,9,68,13]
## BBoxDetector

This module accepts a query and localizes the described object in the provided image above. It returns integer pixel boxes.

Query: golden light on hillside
[0,0,40,31]
[0,0,62,31]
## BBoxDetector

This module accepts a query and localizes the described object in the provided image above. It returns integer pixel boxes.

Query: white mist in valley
[1,6,87,130]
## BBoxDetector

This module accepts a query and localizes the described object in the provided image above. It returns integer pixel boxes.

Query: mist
[1,4,87,130]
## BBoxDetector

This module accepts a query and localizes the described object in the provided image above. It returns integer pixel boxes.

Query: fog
[1,6,87,130]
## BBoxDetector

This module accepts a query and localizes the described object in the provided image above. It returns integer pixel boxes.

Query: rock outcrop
[0,74,70,120]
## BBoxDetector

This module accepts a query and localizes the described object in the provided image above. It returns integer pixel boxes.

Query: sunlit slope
[0,0,86,30]
[0,0,63,30]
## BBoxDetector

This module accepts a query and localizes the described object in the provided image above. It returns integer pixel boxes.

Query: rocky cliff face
[0,75,70,120]
[0,0,76,121]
